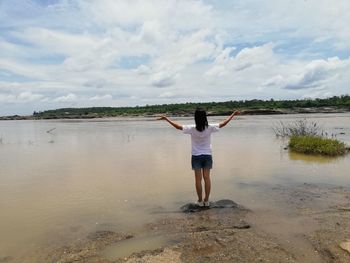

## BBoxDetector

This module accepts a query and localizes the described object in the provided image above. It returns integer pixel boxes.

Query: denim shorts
[191,155,213,170]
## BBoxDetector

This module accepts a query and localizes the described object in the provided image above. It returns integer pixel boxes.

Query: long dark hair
[194,109,208,132]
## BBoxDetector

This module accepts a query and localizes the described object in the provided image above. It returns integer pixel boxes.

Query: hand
[156,115,167,120]
[233,110,241,115]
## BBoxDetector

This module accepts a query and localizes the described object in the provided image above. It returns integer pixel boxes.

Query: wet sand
[11,182,350,263]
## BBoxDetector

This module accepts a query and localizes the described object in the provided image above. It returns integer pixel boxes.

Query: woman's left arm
[157,115,183,130]
[219,110,241,128]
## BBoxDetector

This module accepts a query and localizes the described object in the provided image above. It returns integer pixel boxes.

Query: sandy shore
[9,183,350,263]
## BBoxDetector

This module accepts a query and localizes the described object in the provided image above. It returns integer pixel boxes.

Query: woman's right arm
[219,110,241,128]
[157,115,183,130]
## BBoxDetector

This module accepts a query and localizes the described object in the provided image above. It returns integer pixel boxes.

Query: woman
[157,109,241,207]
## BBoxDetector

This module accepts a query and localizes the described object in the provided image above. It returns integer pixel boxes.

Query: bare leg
[203,169,211,202]
[194,169,203,202]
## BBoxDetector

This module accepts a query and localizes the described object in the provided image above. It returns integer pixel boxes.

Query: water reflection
[288,151,341,164]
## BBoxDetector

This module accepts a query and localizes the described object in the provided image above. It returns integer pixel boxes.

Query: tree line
[32,95,350,119]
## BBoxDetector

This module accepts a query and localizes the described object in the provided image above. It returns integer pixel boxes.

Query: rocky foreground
[9,183,350,263]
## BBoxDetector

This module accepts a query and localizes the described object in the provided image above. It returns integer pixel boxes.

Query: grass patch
[289,135,347,156]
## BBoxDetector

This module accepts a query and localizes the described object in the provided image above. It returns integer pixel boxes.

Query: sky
[0,0,350,115]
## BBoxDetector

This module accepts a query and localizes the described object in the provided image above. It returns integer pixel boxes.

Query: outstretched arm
[219,110,241,128]
[157,115,183,130]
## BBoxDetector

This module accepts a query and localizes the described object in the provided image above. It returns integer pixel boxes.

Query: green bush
[289,135,347,156]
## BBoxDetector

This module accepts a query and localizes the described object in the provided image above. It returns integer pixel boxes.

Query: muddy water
[0,113,349,260]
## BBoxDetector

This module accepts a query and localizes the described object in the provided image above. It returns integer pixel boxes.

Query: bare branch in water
[273,119,322,137]
[46,128,56,134]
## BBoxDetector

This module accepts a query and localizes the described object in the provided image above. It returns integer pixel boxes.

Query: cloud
[0,91,44,103]
[151,71,177,88]
[77,0,213,30]
[262,75,285,87]
[15,27,98,56]
[206,43,276,76]
[284,59,338,90]
[158,92,176,98]
[89,94,113,101]
[207,0,350,50]
[53,93,77,102]
[149,29,218,87]
[262,57,350,90]
[84,79,108,89]
[135,65,151,75]
[0,58,54,80]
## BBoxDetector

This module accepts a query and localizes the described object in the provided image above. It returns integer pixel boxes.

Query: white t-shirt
[183,124,220,156]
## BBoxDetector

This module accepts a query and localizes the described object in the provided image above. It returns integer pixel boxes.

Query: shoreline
[11,182,350,262]
[1,107,349,121]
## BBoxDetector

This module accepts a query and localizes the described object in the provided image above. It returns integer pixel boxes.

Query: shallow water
[101,234,181,260]
[0,113,349,260]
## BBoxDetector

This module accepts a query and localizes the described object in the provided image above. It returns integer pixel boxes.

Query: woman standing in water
[157,109,241,207]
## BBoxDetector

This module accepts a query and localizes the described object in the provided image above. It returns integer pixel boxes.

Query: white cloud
[78,0,212,30]
[89,94,113,101]
[15,27,98,56]
[284,58,344,90]
[262,57,350,91]
[262,75,285,87]
[135,65,151,75]
[206,43,276,77]
[149,29,218,87]
[136,20,167,44]
[53,93,77,102]
[0,91,44,103]
[159,92,176,98]
[151,71,177,88]
[0,58,54,80]
[209,0,350,50]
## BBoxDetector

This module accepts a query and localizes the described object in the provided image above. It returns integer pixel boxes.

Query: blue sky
[0,0,350,115]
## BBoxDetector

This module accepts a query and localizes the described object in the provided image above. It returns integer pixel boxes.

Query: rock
[180,199,242,213]
[339,241,350,254]
[86,230,132,242]
[87,230,116,241]
[233,220,251,229]
[195,226,209,232]
[212,199,239,209]
[180,203,208,213]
